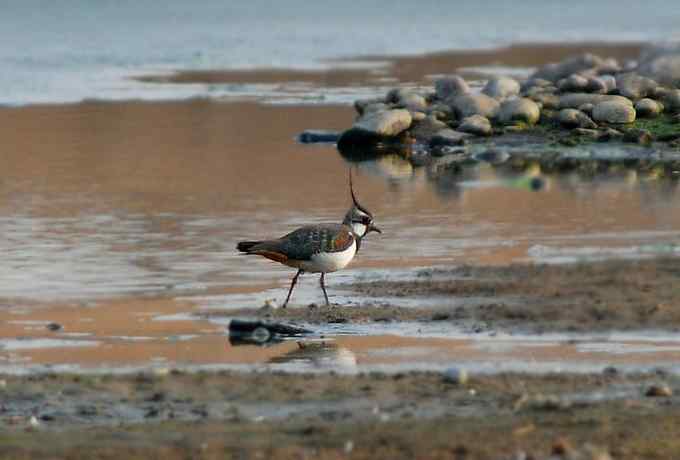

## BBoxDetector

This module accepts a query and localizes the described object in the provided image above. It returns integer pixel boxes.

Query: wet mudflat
[234,257,680,332]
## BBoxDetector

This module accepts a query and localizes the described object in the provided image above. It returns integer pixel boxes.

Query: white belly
[298,240,357,273]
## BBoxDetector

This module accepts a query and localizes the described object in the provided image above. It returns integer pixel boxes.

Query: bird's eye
[361,216,372,225]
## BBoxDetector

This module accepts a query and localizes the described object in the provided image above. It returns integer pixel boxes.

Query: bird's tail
[236,241,262,253]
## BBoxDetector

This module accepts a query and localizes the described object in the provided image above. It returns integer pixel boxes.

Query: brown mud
[1,371,679,459]
[219,257,680,333]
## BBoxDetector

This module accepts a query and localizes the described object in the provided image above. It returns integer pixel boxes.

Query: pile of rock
[338,47,680,156]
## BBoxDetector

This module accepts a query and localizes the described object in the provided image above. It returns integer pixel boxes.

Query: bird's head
[343,171,382,238]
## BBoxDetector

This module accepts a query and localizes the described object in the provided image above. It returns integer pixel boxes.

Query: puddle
[4,311,680,376]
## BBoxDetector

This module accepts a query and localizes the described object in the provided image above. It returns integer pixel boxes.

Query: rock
[297,129,342,144]
[497,98,540,125]
[559,109,597,129]
[637,44,680,86]
[46,322,62,332]
[592,100,636,124]
[635,98,662,118]
[531,53,604,82]
[663,89,680,113]
[521,78,553,91]
[261,299,279,310]
[597,57,622,75]
[387,89,428,112]
[578,103,595,117]
[623,128,653,145]
[353,109,412,137]
[443,367,468,385]
[458,115,492,136]
[598,128,624,142]
[558,74,589,92]
[482,76,520,100]
[410,111,426,122]
[434,76,470,100]
[449,94,500,119]
[585,76,608,94]
[598,75,618,93]
[530,92,559,110]
[429,129,472,149]
[616,73,659,100]
[354,98,385,115]
[552,437,574,456]
[28,416,40,430]
[409,115,448,142]
[558,93,633,109]
[646,384,673,397]
[573,128,601,139]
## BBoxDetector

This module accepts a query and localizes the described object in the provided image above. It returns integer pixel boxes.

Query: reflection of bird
[237,172,381,307]
[268,341,357,371]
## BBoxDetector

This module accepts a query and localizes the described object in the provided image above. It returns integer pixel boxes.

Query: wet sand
[2,371,679,459]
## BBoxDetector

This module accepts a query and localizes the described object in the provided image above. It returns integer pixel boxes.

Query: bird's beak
[367,224,382,234]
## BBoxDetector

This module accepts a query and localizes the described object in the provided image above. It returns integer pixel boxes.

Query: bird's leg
[282,269,303,308]
[319,272,330,306]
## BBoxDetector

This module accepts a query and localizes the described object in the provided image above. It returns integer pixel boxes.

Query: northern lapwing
[236,172,381,308]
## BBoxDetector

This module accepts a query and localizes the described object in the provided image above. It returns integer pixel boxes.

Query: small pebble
[28,416,40,429]
[552,437,573,455]
[262,299,279,310]
[46,322,62,332]
[443,367,468,385]
[646,384,673,397]
[344,440,354,454]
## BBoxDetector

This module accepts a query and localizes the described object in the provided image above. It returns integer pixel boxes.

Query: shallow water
[2,0,680,105]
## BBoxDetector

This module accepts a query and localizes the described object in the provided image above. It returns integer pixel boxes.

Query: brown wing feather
[252,250,288,263]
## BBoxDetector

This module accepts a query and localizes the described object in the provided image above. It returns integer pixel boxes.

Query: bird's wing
[277,224,355,261]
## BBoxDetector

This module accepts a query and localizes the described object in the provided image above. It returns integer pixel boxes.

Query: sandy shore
[136,42,644,86]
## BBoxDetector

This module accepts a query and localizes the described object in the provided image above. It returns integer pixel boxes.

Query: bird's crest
[349,168,372,217]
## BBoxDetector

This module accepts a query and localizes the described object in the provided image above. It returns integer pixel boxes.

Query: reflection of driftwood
[228,319,312,346]
[268,342,357,370]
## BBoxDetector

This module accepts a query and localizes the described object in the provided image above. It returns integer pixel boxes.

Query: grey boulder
[558,109,597,129]
[592,100,636,124]
[482,76,520,100]
[409,115,449,141]
[458,115,492,136]
[450,93,500,119]
[353,109,413,136]
[558,93,633,109]
[635,98,663,118]
[615,73,659,100]
[558,74,589,92]
[354,98,386,115]
[637,44,680,86]
[531,53,603,82]
[387,89,428,112]
[497,98,541,125]
[435,76,470,100]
